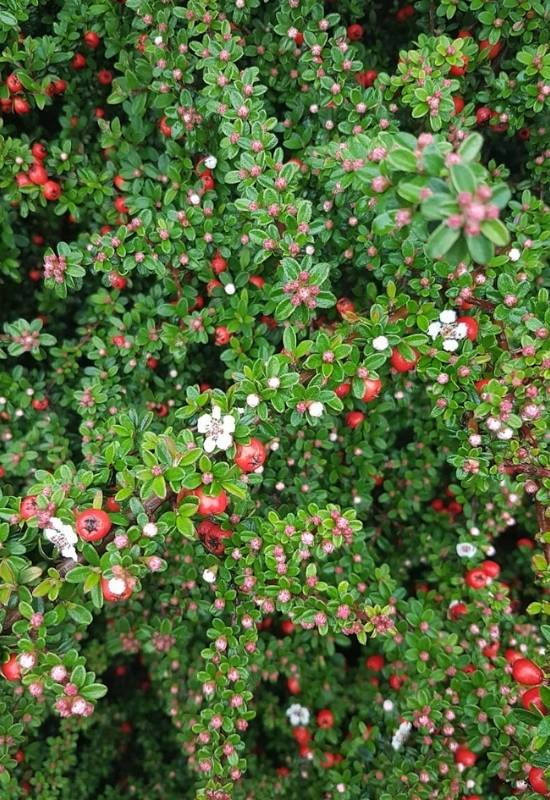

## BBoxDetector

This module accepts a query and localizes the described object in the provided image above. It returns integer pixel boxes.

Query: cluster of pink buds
[43,253,67,283]
[447,185,500,236]
[330,509,353,543]
[283,271,320,308]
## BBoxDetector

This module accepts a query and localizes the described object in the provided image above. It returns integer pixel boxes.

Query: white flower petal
[216,432,233,451]
[440,310,457,324]
[372,335,389,351]
[61,545,78,561]
[203,436,217,453]
[443,338,459,352]
[197,414,213,434]
[427,322,442,339]
[222,415,236,434]
[454,323,468,340]
[211,405,222,420]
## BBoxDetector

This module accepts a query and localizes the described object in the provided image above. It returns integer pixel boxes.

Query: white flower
[246,393,260,408]
[189,192,201,205]
[309,401,324,418]
[143,523,158,538]
[508,248,521,262]
[440,310,457,324]
[497,427,513,440]
[442,338,459,352]
[19,652,36,670]
[287,27,298,39]
[305,245,315,255]
[197,405,236,453]
[427,321,442,339]
[383,699,394,712]
[204,155,217,170]
[44,517,78,561]
[456,542,477,558]
[372,335,389,351]
[202,568,217,584]
[107,577,127,596]
[286,703,310,726]
[154,35,163,45]
[224,283,236,295]
[391,720,412,751]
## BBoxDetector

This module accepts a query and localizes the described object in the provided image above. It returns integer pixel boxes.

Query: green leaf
[387,147,417,172]
[480,219,510,246]
[450,164,476,195]
[425,224,461,259]
[67,604,93,625]
[457,133,483,162]
[65,566,92,583]
[466,234,494,264]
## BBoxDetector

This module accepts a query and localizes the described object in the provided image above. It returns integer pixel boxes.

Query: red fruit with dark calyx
[1,654,21,681]
[214,326,230,346]
[75,508,112,541]
[476,106,492,125]
[512,658,544,686]
[449,602,468,620]
[197,520,232,555]
[521,686,548,714]
[211,253,228,274]
[6,73,23,93]
[345,411,365,429]
[481,560,500,578]
[457,316,478,341]
[235,438,267,472]
[179,487,229,517]
[29,163,48,186]
[529,767,549,795]
[32,397,49,411]
[347,24,363,41]
[316,709,334,728]
[20,495,38,519]
[42,181,61,201]
[31,143,47,161]
[98,70,112,85]
[391,349,418,372]
[362,377,382,402]
[101,576,133,602]
[454,746,477,767]
[84,31,101,48]
[465,568,488,590]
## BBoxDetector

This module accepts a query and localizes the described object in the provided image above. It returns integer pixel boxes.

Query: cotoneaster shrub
[0,1,549,798]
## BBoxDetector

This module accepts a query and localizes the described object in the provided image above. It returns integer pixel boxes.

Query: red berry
[13,97,30,115]
[280,620,295,636]
[480,560,500,578]
[457,316,478,341]
[479,39,502,60]
[71,53,87,70]
[182,487,229,517]
[518,127,531,141]
[293,31,304,46]
[75,508,112,542]
[31,143,47,161]
[335,382,351,398]
[249,275,265,289]
[101,576,132,602]
[529,767,549,795]
[31,397,49,411]
[42,181,61,201]
[356,70,378,88]
[197,520,231,555]
[521,686,548,714]
[366,654,384,671]
[454,745,477,767]
[83,31,101,48]
[235,438,267,473]
[207,279,222,295]
[450,56,469,77]
[14,750,24,763]
[474,378,490,394]
[28,163,48,186]
[512,658,544,686]
[287,676,300,694]
[211,253,228,274]
[20,495,38,519]
[110,273,127,290]
[16,173,31,187]
[345,411,365,429]
[292,726,309,745]
[504,648,522,664]
[390,349,418,372]
[457,30,472,39]
[98,69,113,86]
[316,708,334,728]
[1,654,21,681]
[482,642,499,659]
[159,116,172,137]
[336,297,355,317]
[464,568,488,590]
[105,496,120,513]
[214,326,230,346]
[449,602,468,620]
[201,174,215,191]
[347,24,364,41]
[475,106,492,125]
[114,196,128,214]
[362,377,382,402]
[452,95,465,115]
[6,73,23,93]
[517,537,534,549]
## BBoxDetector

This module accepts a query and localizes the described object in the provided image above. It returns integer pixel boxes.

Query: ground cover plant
[0,0,549,798]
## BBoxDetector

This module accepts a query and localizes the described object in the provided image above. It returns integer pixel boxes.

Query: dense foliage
[0,0,549,798]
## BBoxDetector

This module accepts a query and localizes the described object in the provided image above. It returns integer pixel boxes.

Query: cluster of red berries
[16,142,61,201]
